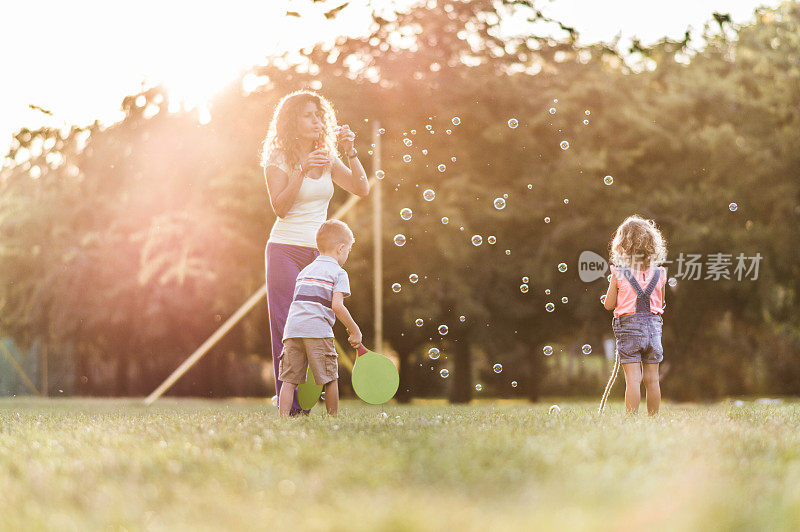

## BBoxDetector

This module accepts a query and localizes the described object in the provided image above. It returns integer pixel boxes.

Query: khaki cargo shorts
[278,337,338,385]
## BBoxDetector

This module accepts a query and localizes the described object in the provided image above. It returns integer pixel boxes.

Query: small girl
[599,215,668,416]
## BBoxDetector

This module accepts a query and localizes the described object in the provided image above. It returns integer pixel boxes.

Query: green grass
[0,398,798,531]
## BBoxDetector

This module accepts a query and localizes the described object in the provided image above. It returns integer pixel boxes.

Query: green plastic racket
[296,365,323,410]
[352,345,399,405]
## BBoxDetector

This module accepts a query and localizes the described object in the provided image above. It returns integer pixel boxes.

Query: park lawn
[0,398,798,531]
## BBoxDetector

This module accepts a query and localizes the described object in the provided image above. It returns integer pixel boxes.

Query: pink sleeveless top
[611,265,666,317]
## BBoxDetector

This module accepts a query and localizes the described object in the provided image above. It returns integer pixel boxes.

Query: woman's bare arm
[265,165,305,218]
[331,156,369,198]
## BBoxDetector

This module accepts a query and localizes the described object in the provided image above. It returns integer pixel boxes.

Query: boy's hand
[348,330,362,348]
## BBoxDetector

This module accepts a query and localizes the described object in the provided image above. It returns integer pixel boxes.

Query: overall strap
[620,267,661,313]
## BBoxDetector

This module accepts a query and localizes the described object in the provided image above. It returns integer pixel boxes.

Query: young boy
[278,219,362,416]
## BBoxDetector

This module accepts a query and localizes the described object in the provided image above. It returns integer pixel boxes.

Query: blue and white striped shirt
[283,255,351,340]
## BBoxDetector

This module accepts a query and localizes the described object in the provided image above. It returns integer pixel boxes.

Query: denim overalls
[611,267,664,364]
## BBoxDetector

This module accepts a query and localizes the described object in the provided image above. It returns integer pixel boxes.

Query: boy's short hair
[316,219,354,252]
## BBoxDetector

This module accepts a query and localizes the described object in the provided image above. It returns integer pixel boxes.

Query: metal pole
[41,342,48,397]
[372,121,383,351]
[0,341,41,396]
[143,286,267,405]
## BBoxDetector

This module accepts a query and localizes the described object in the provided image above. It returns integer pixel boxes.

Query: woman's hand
[300,149,330,173]
[336,124,355,154]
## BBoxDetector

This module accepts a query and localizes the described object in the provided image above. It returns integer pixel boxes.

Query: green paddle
[351,345,399,405]
[296,365,323,410]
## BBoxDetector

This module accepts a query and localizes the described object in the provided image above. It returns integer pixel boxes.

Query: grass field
[0,397,798,531]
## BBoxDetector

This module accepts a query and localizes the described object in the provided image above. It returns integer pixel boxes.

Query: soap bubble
[400,208,413,220]
[438,325,449,335]
[493,197,506,210]
[428,348,440,360]
[560,141,570,150]
[522,276,529,283]
[505,250,511,255]
[544,217,551,223]
[446,129,452,135]
[563,198,569,205]
[271,395,278,407]
[403,138,413,147]
[668,277,678,287]
[527,184,533,189]
[376,170,385,179]
[585,110,591,115]
[511,381,518,388]
[422,149,428,155]
[581,344,592,355]
[507,118,519,129]
[440,369,449,378]
[487,236,496,244]
[393,234,407,246]
[409,273,419,283]
[583,119,589,125]
[548,107,556,115]
[604,175,614,185]
[545,302,555,312]
[403,154,412,163]
[557,262,568,272]
[451,156,457,162]
[520,284,529,293]
[415,318,424,327]
[423,189,436,201]
[503,193,508,199]
[729,202,738,212]
[451,117,461,125]
[437,164,447,172]
[493,363,503,373]
[459,315,466,322]
[378,127,386,134]
[543,345,554,356]
[600,295,607,304]
[411,129,416,135]
[549,404,561,415]
[471,235,483,246]
[391,283,401,293]
[475,384,483,391]
[561,296,569,303]
[544,289,551,295]
[426,124,432,131]
[441,217,449,224]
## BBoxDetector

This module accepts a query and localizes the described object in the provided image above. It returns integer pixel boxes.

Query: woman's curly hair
[609,215,667,270]
[260,90,339,171]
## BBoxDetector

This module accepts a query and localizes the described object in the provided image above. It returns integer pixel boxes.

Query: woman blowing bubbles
[260,90,369,415]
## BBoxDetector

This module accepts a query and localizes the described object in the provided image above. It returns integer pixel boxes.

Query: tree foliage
[1,0,798,400]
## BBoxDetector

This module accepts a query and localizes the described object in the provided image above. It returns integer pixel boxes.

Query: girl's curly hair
[260,90,339,171]
[609,215,667,270]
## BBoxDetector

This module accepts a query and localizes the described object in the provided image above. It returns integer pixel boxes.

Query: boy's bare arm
[331,292,362,347]
[603,273,618,311]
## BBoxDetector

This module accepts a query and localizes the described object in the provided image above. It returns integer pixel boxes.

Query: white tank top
[265,150,335,249]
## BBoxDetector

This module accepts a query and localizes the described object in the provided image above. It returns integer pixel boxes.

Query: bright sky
[0,0,779,158]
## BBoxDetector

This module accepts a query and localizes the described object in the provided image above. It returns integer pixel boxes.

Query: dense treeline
[1,1,798,401]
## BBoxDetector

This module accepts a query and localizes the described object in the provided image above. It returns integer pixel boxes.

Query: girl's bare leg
[642,363,661,416]
[621,363,642,414]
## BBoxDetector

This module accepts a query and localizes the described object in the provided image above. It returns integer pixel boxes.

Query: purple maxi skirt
[265,242,319,411]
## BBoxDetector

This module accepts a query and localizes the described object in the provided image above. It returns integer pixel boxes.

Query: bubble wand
[598,349,620,414]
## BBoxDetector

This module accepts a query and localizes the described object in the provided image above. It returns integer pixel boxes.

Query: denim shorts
[612,312,664,364]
